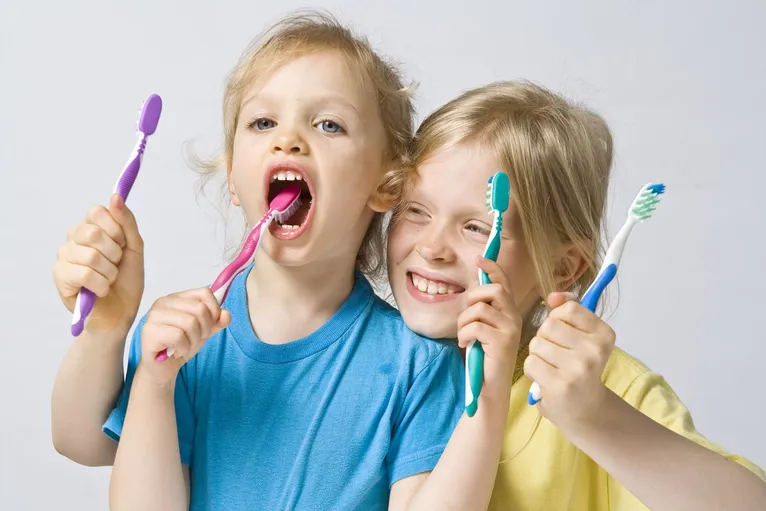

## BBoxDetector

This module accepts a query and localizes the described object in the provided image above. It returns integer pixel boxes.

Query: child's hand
[524,292,616,429]
[53,194,145,332]
[457,257,523,403]
[139,288,231,385]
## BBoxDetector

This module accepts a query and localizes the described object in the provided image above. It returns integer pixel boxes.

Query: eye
[465,222,490,236]
[316,119,345,134]
[406,205,426,217]
[248,118,276,131]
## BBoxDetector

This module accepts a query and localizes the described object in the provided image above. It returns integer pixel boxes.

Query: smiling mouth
[267,170,314,238]
[407,271,465,297]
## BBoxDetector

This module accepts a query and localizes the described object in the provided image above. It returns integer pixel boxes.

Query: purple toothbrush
[71,94,162,337]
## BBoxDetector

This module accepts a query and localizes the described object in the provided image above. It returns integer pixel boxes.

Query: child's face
[228,50,388,269]
[387,144,541,340]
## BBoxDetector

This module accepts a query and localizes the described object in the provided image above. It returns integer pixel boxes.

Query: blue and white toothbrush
[527,182,666,405]
[466,171,511,417]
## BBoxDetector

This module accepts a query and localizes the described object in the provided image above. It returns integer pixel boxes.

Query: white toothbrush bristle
[274,196,302,223]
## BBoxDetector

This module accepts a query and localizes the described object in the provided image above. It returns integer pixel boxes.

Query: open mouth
[406,271,465,303]
[266,166,315,239]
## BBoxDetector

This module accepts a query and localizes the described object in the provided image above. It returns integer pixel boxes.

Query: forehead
[412,143,523,235]
[243,50,374,110]
[415,143,500,204]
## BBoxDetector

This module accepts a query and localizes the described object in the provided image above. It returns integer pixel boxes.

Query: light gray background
[1,0,764,509]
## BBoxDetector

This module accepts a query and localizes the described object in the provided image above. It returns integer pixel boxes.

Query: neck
[244,250,358,345]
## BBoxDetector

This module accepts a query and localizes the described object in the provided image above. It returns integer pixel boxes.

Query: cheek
[387,224,417,265]
[497,245,538,295]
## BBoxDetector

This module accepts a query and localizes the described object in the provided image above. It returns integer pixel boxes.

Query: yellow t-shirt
[489,347,765,510]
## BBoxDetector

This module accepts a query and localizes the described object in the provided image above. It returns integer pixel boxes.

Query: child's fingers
[546,291,576,310]
[523,351,557,390]
[86,204,127,250]
[457,321,496,349]
[214,309,232,333]
[161,296,216,340]
[464,283,514,316]
[536,317,582,350]
[475,256,517,305]
[457,301,506,331]
[176,288,221,325]
[159,309,230,362]
[548,295,600,333]
[55,262,111,298]
[70,223,123,266]
[528,335,569,369]
[148,323,192,359]
[63,244,119,286]
[157,306,206,348]
[109,194,144,254]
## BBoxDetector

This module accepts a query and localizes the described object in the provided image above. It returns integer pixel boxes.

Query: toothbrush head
[486,171,511,214]
[138,94,162,135]
[630,182,665,221]
[271,184,302,224]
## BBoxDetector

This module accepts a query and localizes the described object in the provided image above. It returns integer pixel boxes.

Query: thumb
[547,291,577,309]
[211,309,231,335]
[110,194,144,253]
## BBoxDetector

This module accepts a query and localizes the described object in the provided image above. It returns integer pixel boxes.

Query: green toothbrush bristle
[631,186,664,220]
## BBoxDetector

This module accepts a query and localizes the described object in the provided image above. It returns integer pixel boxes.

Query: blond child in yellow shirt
[386,80,766,510]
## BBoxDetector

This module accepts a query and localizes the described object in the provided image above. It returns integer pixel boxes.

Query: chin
[398,302,458,340]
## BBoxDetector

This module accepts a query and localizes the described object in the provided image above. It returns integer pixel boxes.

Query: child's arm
[390,257,520,511]
[524,293,766,511]
[110,364,191,511]
[51,194,144,466]
[109,287,230,511]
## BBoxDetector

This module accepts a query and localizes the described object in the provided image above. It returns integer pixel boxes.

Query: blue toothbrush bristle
[648,183,665,195]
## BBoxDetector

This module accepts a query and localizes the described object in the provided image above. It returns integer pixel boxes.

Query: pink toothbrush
[156,184,302,362]
[71,94,163,337]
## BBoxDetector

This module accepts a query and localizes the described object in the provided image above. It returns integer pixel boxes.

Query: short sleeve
[387,342,463,485]
[101,315,197,466]
[608,371,766,509]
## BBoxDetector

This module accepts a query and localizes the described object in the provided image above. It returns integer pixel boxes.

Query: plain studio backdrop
[1,0,764,508]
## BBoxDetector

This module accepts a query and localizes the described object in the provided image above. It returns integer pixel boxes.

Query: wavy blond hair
[194,10,415,283]
[402,80,613,358]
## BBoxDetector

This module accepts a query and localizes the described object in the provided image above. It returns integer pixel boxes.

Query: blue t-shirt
[103,265,464,510]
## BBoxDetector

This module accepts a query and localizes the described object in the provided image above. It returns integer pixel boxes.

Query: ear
[552,242,590,291]
[227,169,241,207]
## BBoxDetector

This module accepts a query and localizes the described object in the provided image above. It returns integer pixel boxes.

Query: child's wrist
[557,384,616,439]
[135,361,177,396]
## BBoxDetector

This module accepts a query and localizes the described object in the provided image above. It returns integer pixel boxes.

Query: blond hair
[195,10,415,282]
[405,80,613,349]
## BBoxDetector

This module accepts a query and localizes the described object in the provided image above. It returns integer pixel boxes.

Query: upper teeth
[411,274,458,295]
[272,172,304,181]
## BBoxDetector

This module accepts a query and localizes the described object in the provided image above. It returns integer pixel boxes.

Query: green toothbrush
[466,171,511,417]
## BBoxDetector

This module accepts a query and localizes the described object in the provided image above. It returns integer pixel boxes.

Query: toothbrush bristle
[631,182,665,221]
[274,196,302,223]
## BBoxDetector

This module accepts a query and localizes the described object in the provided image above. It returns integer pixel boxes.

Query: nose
[416,228,456,264]
[272,124,308,155]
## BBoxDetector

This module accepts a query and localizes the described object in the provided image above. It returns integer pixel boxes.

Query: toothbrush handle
[527,263,618,405]
[580,263,617,313]
[465,268,493,416]
[71,139,146,337]
[155,217,271,362]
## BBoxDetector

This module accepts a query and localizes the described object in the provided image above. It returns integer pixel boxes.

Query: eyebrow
[240,93,362,118]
